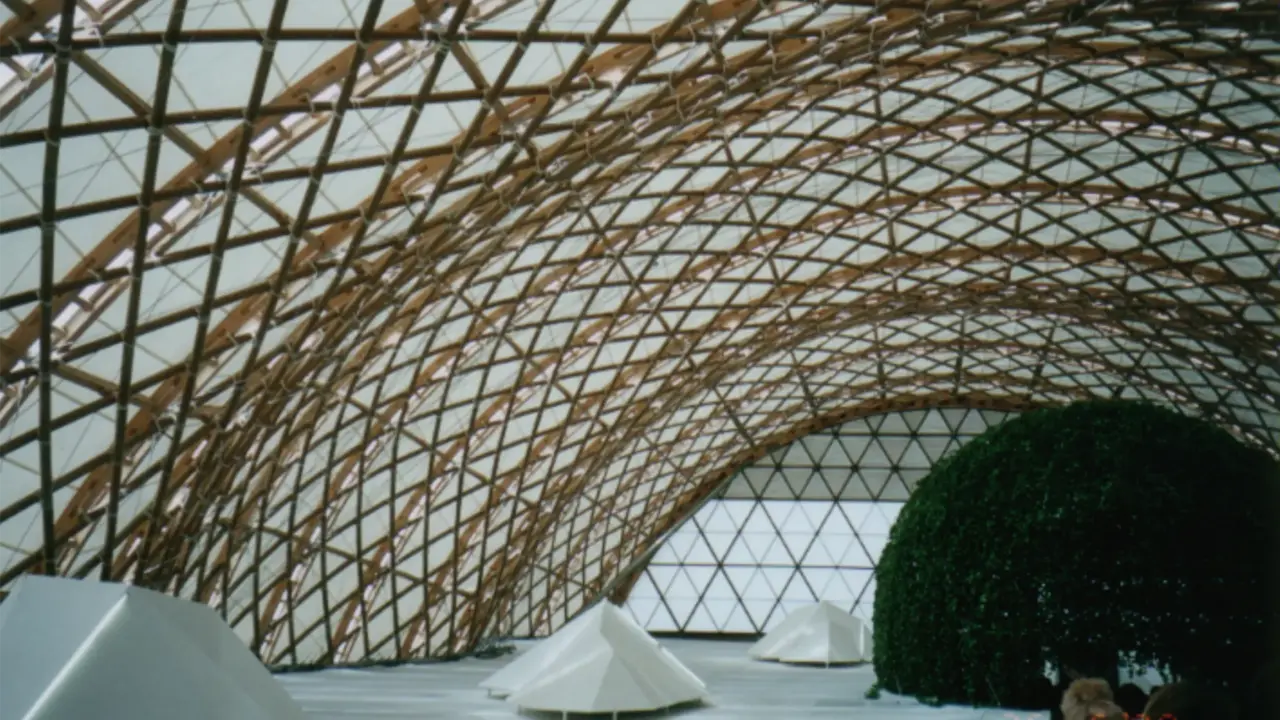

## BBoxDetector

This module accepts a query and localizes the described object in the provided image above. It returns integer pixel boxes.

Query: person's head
[1061,678,1125,720]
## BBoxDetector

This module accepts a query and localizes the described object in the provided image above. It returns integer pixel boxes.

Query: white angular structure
[482,601,707,716]
[0,575,305,720]
[748,600,870,666]
[479,606,596,698]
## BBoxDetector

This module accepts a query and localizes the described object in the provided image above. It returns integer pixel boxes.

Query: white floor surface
[277,637,1051,719]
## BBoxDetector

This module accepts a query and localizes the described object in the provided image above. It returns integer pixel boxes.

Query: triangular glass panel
[743,598,776,630]
[859,578,878,604]
[857,440,892,468]
[740,568,776,600]
[723,474,755,498]
[878,434,911,465]
[837,418,872,435]
[901,409,929,431]
[741,531,775,562]
[959,409,990,435]
[877,413,912,434]
[629,571,661,599]
[799,502,831,531]
[683,532,718,564]
[980,410,1012,428]
[761,537,797,564]
[665,568,701,598]
[860,533,889,562]
[704,599,740,631]
[721,499,754,526]
[804,538,836,565]
[724,537,758,564]
[900,439,931,469]
[798,470,835,500]
[781,574,816,601]
[666,595,697,628]
[701,502,737,532]
[703,568,739,601]
[742,504,776,533]
[724,566,759,596]
[919,409,951,433]
[876,503,903,526]
[760,500,791,528]
[684,565,715,590]
[880,474,911,501]
[820,440,855,467]
[704,531,737,561]
[778,503,814,533]
[743,466,773,494]
[837,541,873,567]
[862,468,892,499]
[918,434,953,463]
[841,568,875,600]
[802,567,837,596]
[648,565,680,594]
[838,475,875,500]
[816,468,855,497]
[721,602,756,632]
[781,444,810,466]
[627,597,659,627]
[800,434,834,461]
[761,472,795,499]
[783,467,810,496]
[940,408,968,432]
[646,601,680,632]
[859,503,895,534]
[656,531,696,563]
[851,601,874,625]
[776,597,815,619]
[687,601,717,632]
[838,501,873,530]
[759,567,795,596]
[838,435,871,464]
[779,532,813,561]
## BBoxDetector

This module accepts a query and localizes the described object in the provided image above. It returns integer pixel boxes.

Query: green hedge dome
[871,399,1278,708]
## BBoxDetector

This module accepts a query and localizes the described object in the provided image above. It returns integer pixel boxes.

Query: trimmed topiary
[872,399,1277,708]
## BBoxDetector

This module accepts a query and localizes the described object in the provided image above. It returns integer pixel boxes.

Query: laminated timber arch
[0,0,1277,665]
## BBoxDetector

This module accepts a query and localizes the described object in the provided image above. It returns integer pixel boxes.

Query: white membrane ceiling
[0,0,1276,667]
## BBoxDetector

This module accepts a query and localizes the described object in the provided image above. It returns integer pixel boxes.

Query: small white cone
[748,600,869,665]
[496,602,707,714]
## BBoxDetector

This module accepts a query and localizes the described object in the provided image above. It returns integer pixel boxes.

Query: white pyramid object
[0,575,305,720]
[479,606,597,698]
[487,602,707,715]
[748,600,870,665]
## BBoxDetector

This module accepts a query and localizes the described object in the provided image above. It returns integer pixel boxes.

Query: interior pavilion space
[1,1,1277,719]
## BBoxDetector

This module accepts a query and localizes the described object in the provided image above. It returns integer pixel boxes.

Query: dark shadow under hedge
[871,399,1278,709]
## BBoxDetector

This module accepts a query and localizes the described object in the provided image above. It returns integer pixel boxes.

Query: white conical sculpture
[484,601,707,716]
[479,606,596,698]
[748,600,869,666]
[0,575,305,720]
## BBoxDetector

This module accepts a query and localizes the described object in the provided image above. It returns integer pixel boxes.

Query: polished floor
[276,638,1050,719]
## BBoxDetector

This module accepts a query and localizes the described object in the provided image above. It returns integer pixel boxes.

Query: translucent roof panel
[0,0,1277,666]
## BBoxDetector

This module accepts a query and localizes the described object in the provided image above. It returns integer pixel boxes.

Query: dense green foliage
[871,400,1278,708]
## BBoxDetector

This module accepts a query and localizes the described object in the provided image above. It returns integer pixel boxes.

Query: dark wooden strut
[101,0,191,581]
[131,0,296,588]
[36,0,78,576]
